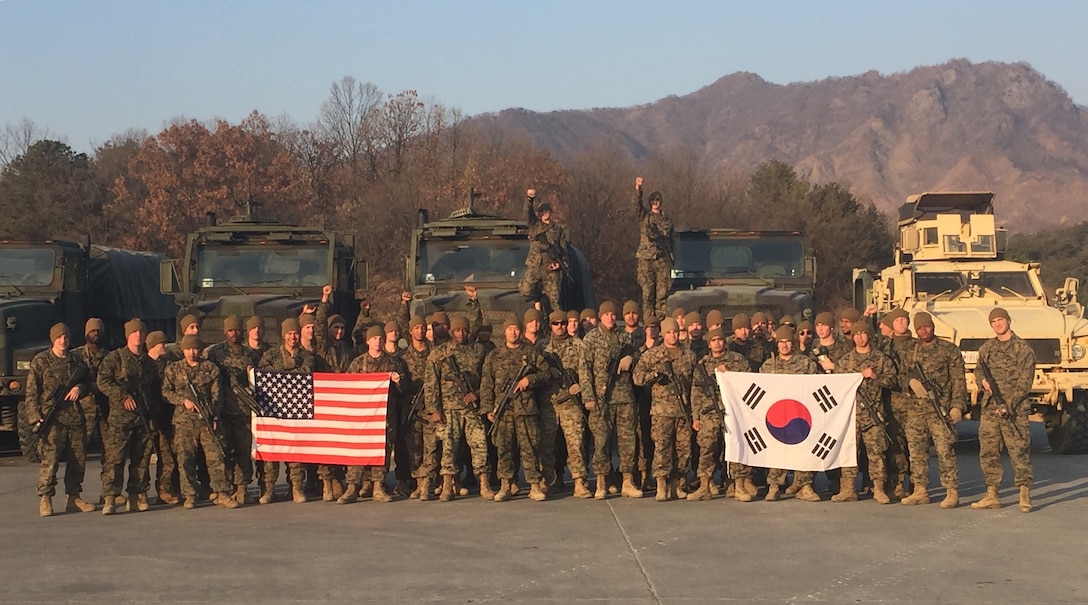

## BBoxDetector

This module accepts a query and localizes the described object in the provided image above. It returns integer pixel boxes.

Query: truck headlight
[1073,343,1086,361]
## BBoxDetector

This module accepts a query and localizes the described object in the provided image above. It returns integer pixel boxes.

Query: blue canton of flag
[255,371,315,419]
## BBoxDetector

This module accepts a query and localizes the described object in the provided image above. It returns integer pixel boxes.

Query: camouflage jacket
[633,344,696,418]
[685,336,709,361]
[258,346,316,373]
[975,334,1035,416]
[633,189,674,261]
[727,336,772,371]
[691,350,750,424]
[147,354,171,425]
[759,353,818,376]
[425,341,486,414]
[71,343,108,394]
[815,335,853,364]
[901,338,967,413]
[26,349,89,426]
[97,346,158,428]
[525,196,570,271]
[883,334,916,395]
[316,301,357,373]
[542,333,587,409]
[622,326,646,352]
[162,359,222,425]
[582,324,637,405]
[480,343,550,416]
[836,348,896,429]
[206,341,261,417]
[397,341,432,400]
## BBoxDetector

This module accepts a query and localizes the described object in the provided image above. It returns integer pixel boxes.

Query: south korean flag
[716,371,862,472]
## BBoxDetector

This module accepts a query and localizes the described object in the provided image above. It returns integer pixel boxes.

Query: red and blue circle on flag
[765,399,812,445]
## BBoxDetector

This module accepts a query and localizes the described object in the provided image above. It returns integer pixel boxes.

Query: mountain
[477,60,1088,232]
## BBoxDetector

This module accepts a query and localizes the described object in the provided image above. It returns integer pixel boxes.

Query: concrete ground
[1,422,1086,604]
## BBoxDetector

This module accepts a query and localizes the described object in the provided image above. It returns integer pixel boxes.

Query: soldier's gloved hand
[655,372,670,385]
[949,408,963,424]
[617,355,634,372]
[568,384,581,396]
[908,378,925,398]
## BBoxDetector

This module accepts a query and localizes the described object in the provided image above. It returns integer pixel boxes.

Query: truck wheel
[1046,390,1088,455]
[16,399,41,463]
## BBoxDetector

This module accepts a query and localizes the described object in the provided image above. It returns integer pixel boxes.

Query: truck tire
[1046,390,1088,455]
[16,399,41,463]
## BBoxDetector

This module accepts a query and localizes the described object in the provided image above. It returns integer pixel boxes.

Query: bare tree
[0,117,56,167]
[318,76,382,169]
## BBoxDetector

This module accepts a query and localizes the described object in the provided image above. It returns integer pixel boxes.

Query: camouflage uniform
[427,339,489,477]
[72,343,108,446]
[634,189,674,320]
[582,324,639,477]
[162,359,232,498]
[315,302,356,373]
[727,336,772,372]
[691,351,749,479]
[901,339,966,492]
[633,344,695,480]
[97,347,157,500]
[146,353,179,499]
[518,195,569,312]
[760,354,819,489]
[27,350,88,498]
[835,348,896,489]
[542,333,590,480]
[398,341,435,484]
[205,341,262,491]
[883,334,916,491]
[481,342,550,484]
[256,346,317,490]
[344,351,406,485]
[975,335,1034,487]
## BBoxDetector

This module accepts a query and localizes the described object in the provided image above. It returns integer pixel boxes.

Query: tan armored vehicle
[853,192,1088,454]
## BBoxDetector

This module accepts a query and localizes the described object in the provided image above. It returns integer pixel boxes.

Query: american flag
[251,370,390,466]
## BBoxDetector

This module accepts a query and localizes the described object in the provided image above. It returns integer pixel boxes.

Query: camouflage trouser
[220,414,253,488]
[345,441,393,484]
[588,401,638,475]
[101,419,153,498]
[518,267,561,313]
[637,257,672,320]
[886,393,911,487]
[154,423,179,497]
[37,420,86,497]
[978,411,1033,487]
[78,395,103,448]
[695,418,722,477]
[650,415,692,479]
[728,463,752,480]
[260,461,306,488]
[767,469,814,488]
[441,409,489,477]
[840,422,889,487]
[174,418,231,497]
[494,414,542,483]
[906,403,959,490]
[536,400,581,478]
[412,421,443,480]
[635,393,653,478]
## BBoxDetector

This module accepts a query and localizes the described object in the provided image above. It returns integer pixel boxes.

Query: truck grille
[958,338,1062,364]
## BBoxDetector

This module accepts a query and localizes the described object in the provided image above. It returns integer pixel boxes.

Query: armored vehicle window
[197,246,329,288]
[982,272,1038,298]
[914,272,963,297]
[943,235,967,254]
[420,239,528,284]
[923,227,939,246]
[971,235,994,254]
[0,248,55,286]
[674,238,804,278]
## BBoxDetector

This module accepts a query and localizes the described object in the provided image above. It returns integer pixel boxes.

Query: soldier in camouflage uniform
[72,318,109,448]
[971,307,1035,513]
[633,177,674,320]
[145,331,179,505]
[162,335,238,509]
[814,311,853,364]
[399,315,436,499]
[426,315,490,501]
[518,188,569,313]
[633,317,694,501]
[688,328,751,502]
[582,301,642,499]
[827,320,895,504]
[28,323,95,516]
[727,313,772,372]
[257,318,318,504]
[97,319,158,515]
[482,315,551,502]
[205,315,262,505]
[760,325,822,502]
[542,310,592,498]
[337,325,406,504]
[900,311,965,509]
[621,301,646,349]
[880,308,914,498]
[634,316,660,491]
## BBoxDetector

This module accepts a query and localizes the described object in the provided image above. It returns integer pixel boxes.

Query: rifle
[397,386,426,437]
[28,363,89,451]
[855,386,892,443]
[125,382,157,435]
[693,361,725,419]
[534,232,573,283]
[910,362,958,442]
[488,359,531,438]
[187,378,228,459]
[543,351,581,406]
[662,360,693,422]
[976,358,1027,441]
[596,343,634,421]
[231,383,265,416]
[445,353,479,412]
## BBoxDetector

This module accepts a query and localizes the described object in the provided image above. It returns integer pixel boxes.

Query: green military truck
[161,211,366,346]
[853,191,1088,454]
[666,229,817,326]
[405,196,595,328]
[0,240,178,456]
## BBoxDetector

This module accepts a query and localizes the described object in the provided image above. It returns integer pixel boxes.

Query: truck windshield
[674,237,805,278]
[196,246,329,288]
[914,271,1040,299]
[419,239,528,284]
[0,248,55,286]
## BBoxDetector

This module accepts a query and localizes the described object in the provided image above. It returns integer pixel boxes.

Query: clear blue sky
[2,0,1086,154]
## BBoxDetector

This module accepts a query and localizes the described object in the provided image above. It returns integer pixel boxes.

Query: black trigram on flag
[742,383,766,410]
[744,427,767,455]
[811,433,838,460]
[813,385,839,413]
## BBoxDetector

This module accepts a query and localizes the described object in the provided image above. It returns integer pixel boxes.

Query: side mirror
[160,259,179,294]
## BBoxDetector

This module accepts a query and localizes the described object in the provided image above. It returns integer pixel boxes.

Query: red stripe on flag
[253,452,386,466]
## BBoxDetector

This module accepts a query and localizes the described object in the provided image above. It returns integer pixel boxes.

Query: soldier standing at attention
[72,318,109,449]
[518,188,569,313]
[163,335,238,510]
[543,310,592,498]
[688,328,751,501]
[882,308,915,498]
[634,177,674,320]
[205,316,261,505]
[972,308,1035,512]
[28,323,95,516]
[145,331,179,505]
[400,315,435,499]
[901,311,965,509]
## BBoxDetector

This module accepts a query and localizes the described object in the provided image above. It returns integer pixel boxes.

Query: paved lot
[1,422,1086,604]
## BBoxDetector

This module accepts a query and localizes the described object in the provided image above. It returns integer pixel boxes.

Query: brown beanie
[815,311,834,326]
[566,310,580,321]
[731,313,750,330]
[365,325,384,340]
[299,314,316,328]
[180,334,203,350]
[328,314,346,328]
[223,315,244,332]
[180,313,200,332]
[49,323,70,342]
[988,307,1010,323]
[661,318,679,333]
[549,310,567,324]
[84,318,104,335]
[246,316,262,331]
[851,320,873,336]
[449,316,469,331]
[779,315,797,327]
[580,308,597,320]
[684,311,702,327]
[502,314,521,330]
[840,308,861,322]
[798,320,813,333]
[671,307,686,318]
[384,321,398,334]
[523,308,542,324]
[145,331,167,349]
[124,319,145,337]
[706,309,724,327]
[281,318,301,336]
[622,300,639,315]
[408,316,425,329]
[774,325,795,341]
[706,328,724,341]
[598,301,617,316]
[431,311,450,326]
[913,312,934,329]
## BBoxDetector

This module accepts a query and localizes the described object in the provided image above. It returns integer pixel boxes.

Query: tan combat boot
[394,479,411,498]
[529,482,547,501]
[372,480,393,503]
[457,476,470,497]
[101,497,116,515]
[182,497,196,509]
[675,476,689,499]
[797,485,822,502]
[331,478,344,500]
[784,480,801,496]
[409,479,422,500]
[734,482,753,503]
[217,492,240,509]
[900,485,930,506]
[764,484,780,502]
[742,477,760,498]
[258,483,276,505]
[1019,486,1032,513]
[723,480,734,498]
[39,495,53,517]
[709,479,721,497]
[291,481,307,504]
[417,478,431,501]
[655,477,669,502]
[621,473,643,498]
[337,484,359,504]
[158,492,179,506]
[322,478,335,502]
[971,485,1001,510]
[940,488,959,509]
[830,484,858,502]
[594,477,607,500]
[478,474,496,500]
[134,493,150,512]
[233,485,248,505]
[494,479,512,502]
[66,495,96,513]
[872,483,891,505]
[573,477,592,499]
[439,475,456,502]
[686,475,713,501]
